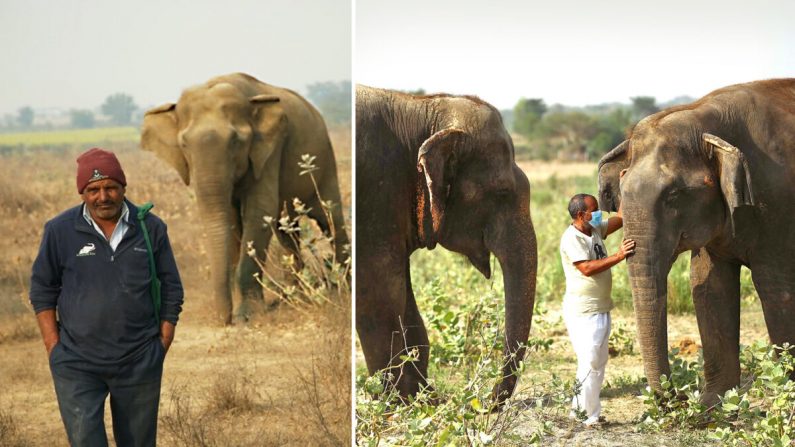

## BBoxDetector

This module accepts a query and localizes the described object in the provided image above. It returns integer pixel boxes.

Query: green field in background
[0,127,140,146]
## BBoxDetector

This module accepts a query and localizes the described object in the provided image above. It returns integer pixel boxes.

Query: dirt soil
[1,308,348,446]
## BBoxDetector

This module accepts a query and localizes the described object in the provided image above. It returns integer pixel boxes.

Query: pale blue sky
[0,0,351,114]
[356,0,795,108]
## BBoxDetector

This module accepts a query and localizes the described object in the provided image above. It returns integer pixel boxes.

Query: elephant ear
[597,140,630,212]
[416,128,469,249]
[141,102,190,185]
[249,94,286,180]
[703,133,755,236]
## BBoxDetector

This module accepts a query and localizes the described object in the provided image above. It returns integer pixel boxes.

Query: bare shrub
[160,386,221,447]
[248,153,352,445]
[0,407,30,447]
[207,369,261,414]
[285,300,351,446]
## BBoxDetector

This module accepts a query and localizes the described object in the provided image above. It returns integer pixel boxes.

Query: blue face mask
[587,210,603,228]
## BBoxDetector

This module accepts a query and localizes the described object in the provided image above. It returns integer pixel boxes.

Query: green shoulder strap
[136,202,162,324]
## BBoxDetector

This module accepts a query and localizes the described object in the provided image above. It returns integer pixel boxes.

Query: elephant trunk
[489,212,537,404]
[625,218,673,392]
[194,176,237,324]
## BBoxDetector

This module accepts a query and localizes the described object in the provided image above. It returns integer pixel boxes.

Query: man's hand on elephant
[617,238,635,260]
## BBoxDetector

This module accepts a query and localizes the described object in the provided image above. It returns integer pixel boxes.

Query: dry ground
[0,127,351,446]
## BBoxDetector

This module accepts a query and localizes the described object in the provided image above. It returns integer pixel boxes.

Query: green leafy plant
[608,322,635,357]
[639,341,795,446]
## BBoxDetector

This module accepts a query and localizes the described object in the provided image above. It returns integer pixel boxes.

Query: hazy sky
[0,0,351,115]
[357,0,795,109]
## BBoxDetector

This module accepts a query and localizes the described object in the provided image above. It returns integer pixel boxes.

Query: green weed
[639,342,795,446]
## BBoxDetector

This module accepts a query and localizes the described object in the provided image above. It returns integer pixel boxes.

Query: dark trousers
[49,338,165,447]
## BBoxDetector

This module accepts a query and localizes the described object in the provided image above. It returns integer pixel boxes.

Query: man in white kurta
[560,193,634,426]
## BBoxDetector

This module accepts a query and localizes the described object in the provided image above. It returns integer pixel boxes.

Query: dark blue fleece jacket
[30,199,184,365]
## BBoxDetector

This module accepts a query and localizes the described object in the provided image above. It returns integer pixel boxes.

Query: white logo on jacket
[77,243,96,256]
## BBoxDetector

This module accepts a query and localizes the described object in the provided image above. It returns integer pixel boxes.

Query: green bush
[640,341,795,446]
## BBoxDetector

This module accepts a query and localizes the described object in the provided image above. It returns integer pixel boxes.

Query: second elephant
[598,79,795,405]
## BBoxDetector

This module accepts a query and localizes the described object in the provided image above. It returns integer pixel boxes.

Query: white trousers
[563,311,611,420]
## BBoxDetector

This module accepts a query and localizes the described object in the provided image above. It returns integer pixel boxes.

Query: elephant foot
[699,389,725,409]
[233,300,259,324]
[232,313,250,325]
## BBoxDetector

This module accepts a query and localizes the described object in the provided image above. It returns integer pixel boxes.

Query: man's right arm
[36,309,59,355]
[574,238,635,277]
[30,222,63,355]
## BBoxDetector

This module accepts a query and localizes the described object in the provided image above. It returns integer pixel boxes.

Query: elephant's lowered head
[141,80,285,191]
[141,77,289,323]
[412,97,538,402]
[139,73,357,326]
[597,111,755,394]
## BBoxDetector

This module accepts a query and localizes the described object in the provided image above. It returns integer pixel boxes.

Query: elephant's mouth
[467,232,492,279]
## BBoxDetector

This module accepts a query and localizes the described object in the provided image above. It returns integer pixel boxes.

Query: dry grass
[0,124,351,445]
[516,160,597,182]
[0,406,31,447]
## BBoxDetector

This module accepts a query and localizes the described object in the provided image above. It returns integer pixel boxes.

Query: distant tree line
[4,80,353,132]
[1,93,140,132]
[507,95,693,161]
[306,80,351,126]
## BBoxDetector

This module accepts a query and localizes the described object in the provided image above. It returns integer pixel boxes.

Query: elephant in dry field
[141,73,349,324]
[598,78,795,405]
[356,85,537,404]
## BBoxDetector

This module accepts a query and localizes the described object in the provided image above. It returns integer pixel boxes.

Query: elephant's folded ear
[703,133,755,236]
[251,94,280,104]
[141,103,190,185]
[416,128,468,248]
[597,140,630,212]
[249,97,287,180]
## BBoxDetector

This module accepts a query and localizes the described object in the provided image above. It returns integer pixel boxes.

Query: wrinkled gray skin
[141,73,349,324]
[598,79,795,405]
[356,85,537,405]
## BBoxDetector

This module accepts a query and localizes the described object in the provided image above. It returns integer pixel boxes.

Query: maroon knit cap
[76,148,127,193]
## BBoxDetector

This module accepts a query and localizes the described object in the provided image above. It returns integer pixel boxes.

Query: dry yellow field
[0,127,351,446]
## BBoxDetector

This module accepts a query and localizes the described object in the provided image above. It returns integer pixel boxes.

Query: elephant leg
[400,259,430,395]
[235,226,275,320]
[356,252,426,399]
[691,247,741,406]
[235,180,282,321]
[753,267,795,370]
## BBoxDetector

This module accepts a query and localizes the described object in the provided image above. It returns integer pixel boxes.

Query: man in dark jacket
[30,147,184,446]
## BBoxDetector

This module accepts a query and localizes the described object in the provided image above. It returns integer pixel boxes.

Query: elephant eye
[665,189,682,204]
